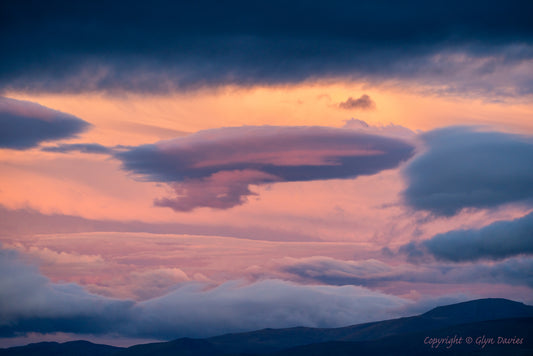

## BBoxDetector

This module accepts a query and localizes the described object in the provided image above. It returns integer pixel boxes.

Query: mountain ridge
[1,298,532,355]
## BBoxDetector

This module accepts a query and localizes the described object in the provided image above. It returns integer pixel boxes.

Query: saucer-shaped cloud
[116,126,415,211]
[0,97,90,149]
[403,127,533,216]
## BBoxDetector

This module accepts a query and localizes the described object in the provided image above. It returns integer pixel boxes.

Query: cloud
[154,170,278,212]
[339,94,376,110]
[402,127,533,216]
[0,246,411,340]
[0,97,90,149]
[129,280,409,339]
[343,119,416,139]
[1,1,532,96]
[282,255,533,288]
[406,212,533,262]
[116,125,414,210]
[41,143,112,154]
[0,247,133,337]
[282,257,402,286]
[0,204,319,242]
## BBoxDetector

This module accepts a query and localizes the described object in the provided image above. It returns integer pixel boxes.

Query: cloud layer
[282,255,533,288]
[1,1,532,95]
[0,97,90,149]
[0,247,410,340]
[403,127,533,216]
[116,126,414,210]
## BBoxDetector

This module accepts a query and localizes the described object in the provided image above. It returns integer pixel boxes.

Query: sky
[1,0,533,348]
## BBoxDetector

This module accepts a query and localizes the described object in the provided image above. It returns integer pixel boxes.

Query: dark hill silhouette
[205,297,533,354]
[273,317,533,356]
[0,340,121,356]
[1,298,532,356]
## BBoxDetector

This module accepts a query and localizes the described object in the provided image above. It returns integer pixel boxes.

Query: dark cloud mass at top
[0,97,90,149]
[402,127,533,216]
[1,0,532,95]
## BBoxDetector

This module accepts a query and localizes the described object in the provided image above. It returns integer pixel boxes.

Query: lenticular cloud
[116,125,415,210]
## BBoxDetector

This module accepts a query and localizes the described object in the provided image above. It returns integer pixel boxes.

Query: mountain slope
[0,340,122,356]
[206,298,533,354]
[1,298,532,356]
[272,317,533,356]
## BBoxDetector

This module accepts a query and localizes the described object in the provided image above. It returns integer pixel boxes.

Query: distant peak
[422,298,533,321]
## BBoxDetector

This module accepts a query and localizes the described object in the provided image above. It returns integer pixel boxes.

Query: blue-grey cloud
[1,1,532,96]
[41,143,112,154]
[0,247,134,337]
[417,212,533,262]
[115,125,415,211]
[0,247,410,340]
[339,94,376,110]
[282,255,533,288]
[0,97,90,149]
[402,127,533,216]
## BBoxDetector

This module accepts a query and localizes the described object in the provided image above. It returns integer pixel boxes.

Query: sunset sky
[1,0,533,347]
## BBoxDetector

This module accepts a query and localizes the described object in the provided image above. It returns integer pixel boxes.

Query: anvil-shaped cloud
[116,126,415,211]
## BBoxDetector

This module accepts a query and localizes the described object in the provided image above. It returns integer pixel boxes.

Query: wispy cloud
[41,143,112,155]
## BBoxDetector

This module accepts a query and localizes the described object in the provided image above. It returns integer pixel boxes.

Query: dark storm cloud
[0,247,409,340]
[402,127,533,216]
[1,0,532,95]
[0,97,90,149]
[282,256,533,288]
[339,95,376,110]
[115,125,415,210]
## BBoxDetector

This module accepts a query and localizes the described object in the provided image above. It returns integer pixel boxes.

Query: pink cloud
[155,169,279,211]
[117,125,414,211]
